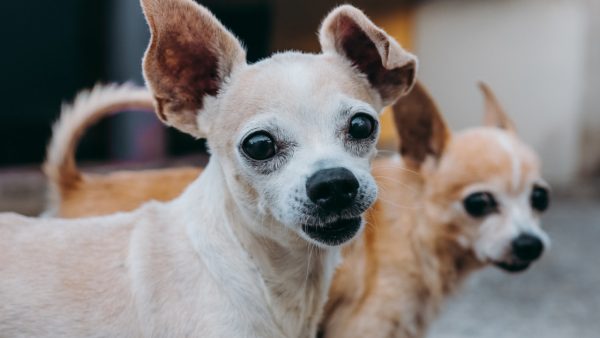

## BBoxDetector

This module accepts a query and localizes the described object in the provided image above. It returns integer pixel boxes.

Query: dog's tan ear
[319,5,417,107]
[141,0,246,137]
[392,82,450,170]
[478,82,517,133]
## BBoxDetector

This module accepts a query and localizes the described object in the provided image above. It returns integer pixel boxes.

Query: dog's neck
[376,157,481,296]
[401,169,482,335]
[413,214,481,300]
[178,158,340,338]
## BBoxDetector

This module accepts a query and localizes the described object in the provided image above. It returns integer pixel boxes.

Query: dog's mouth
[301,217,362,246]
[494,260,532,273]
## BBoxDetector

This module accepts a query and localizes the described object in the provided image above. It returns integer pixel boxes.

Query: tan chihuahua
[320,82,551,338]
[0,1,417,337]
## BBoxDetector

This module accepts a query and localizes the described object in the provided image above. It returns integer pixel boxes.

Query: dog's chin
[301,217,362,247]
[494,260,532,273]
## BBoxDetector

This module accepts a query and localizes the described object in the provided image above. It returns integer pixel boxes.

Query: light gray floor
[429,198,600,338]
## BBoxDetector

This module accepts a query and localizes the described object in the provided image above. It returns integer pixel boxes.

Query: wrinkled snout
[306,167,359,212]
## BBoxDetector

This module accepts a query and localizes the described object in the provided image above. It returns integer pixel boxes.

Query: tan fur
[392,81,450,169]
[42,83,201,218]
[320,83,549,338]
[479,81,517,132]
[2,1,418,337]
[43,84,154,188]
[57,167,200,218]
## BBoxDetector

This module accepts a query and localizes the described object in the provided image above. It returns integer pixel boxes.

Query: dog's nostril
[313,185,333,204]
[306,167,359,212]
[512,234,544,261]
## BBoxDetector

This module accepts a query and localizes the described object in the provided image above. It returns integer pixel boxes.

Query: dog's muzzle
[302,167,363,246]
[495,233,544,273]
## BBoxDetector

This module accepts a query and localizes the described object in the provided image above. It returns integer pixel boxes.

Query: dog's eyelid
[239,124,283,144]
[532,181,551,192]
[460,186,497,200]
[338,100,376,116]
[240,127,269,140]
[348,107,377,119]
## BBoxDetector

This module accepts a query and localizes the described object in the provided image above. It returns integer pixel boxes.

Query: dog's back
[0,211,140,337]
[0,199,252,337]
[57,166,200,218]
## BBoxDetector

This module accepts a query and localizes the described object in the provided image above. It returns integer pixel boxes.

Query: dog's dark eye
[531,186,550,212]
[348,113,376,139]
[463,192,498,218]
[241,131,276,160]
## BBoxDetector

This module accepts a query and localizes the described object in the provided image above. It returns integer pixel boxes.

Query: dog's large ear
[478,82,517,133]
[319,5,417,107]
[140,0,246,137]
[392,82,450,170]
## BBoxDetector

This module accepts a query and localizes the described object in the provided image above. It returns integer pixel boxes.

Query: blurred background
[0,0,598,337]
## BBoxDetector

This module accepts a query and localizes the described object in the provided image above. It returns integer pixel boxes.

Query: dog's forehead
[434,127,541,195]
[216,53,375,130]
[246,53,371,96]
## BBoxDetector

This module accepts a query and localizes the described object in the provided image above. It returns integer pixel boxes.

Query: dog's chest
[266,249,339,338]
[130,224,286,337]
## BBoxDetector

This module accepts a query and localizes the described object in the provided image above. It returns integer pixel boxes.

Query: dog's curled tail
[42,83,155,214]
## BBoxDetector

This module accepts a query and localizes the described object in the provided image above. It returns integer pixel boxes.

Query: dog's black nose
[512,234,544,261]
[306,167,359,212]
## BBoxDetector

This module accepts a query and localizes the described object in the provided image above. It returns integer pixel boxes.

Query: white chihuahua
[0,0,416,337]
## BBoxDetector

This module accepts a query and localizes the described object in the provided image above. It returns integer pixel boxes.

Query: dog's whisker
[375,196,421,210]
[373,175,421,196]
[373,164,421,177]
[375,149,399,156]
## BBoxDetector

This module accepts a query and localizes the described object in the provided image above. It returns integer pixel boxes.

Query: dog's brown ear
[319,5,417,107]
[479,82,517,133]
[140,0,246,137]
[392,82,450,170]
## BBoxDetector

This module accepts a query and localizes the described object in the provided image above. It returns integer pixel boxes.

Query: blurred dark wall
[0,0,272,167]
[1,0,423,167]
[0,1,108,166]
